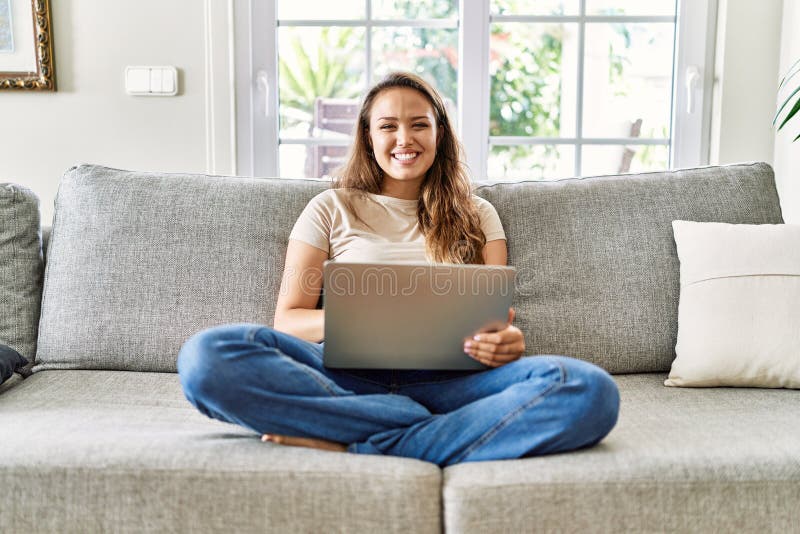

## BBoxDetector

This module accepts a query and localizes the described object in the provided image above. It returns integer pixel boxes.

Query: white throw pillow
[666,221,800,388]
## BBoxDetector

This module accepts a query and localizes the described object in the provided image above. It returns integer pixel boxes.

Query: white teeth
[394,153,417,161]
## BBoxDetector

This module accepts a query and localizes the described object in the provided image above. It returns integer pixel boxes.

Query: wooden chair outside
[308,98,359,178]
[618,118,643,173]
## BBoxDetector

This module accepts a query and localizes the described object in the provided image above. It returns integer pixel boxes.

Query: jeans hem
[349,441,382,456]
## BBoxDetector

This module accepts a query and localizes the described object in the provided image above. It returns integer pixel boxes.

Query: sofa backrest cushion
[0,183,43,371]
[474,162,783,373]
[36,162,783,374]
[35,165,327,372]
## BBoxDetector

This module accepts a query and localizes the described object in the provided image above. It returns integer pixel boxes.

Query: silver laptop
[323,261,516,370]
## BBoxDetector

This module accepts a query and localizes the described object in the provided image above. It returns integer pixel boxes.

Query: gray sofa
[1,162,798,533]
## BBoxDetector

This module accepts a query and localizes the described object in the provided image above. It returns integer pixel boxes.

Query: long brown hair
[333,72,486,264]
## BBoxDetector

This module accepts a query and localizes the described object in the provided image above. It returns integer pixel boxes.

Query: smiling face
[367,87,441,197]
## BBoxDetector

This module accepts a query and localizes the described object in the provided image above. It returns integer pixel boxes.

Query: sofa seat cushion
[443,374,800,533]
[0,370,441,534]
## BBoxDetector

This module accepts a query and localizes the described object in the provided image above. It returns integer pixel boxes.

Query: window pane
[278,27,366,138]
[372,0,457,20]
[586,0,676,17]
[372,27,458,112]
[488,145,575,180]
[280,144,348,178]
[581,144,669,176]
[491,0,578,16]
[278,144,307,178]
[581,23,674,139]
[490,23,577,137]
[278,0,364,20]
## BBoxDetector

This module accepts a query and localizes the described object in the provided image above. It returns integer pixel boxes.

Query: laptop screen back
[323,262,516,370]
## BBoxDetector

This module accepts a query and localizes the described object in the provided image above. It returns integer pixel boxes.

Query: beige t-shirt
[289,189,506,263]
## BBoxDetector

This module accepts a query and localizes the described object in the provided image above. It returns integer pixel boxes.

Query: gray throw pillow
[0,183,44,371]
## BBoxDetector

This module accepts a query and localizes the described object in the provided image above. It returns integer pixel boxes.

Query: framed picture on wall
[0,0,55,90]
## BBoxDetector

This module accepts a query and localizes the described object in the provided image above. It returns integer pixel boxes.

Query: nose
[396,125,412,147]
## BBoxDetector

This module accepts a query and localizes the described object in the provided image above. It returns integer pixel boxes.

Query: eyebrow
[376,115,431,121]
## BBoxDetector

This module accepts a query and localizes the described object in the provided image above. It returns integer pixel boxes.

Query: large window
[276,1,458,178]
[236,0,717,180]
[487,0,675,179]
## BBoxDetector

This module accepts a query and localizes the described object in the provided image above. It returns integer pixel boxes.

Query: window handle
[256,70,269,117]
[685,66,700,114]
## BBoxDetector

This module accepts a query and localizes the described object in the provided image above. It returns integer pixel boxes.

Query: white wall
[709,0,783,167]
[0,0,235,226]
[773,0,800,223]
[1,0,795,223]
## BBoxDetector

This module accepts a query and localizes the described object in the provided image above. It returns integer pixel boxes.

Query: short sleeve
[474,196,506,242]
[288,191,333,253]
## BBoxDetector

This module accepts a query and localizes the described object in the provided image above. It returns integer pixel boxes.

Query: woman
[177,72,619,467]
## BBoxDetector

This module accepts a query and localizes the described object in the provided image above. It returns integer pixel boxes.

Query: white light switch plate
[125,66,178,96]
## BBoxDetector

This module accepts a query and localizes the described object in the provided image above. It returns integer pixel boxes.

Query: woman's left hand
[464,308,526,368]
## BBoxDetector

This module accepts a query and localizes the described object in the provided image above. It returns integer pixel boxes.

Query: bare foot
[261,433,348,452]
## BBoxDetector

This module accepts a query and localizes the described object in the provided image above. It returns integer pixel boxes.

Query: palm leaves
[279,28,361,132]
[774,58,800,142]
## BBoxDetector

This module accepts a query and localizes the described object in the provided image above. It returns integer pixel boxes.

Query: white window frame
[234,0,717,178]
[671,0,718,169]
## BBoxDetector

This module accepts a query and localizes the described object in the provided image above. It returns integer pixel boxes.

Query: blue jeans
[177,324,620,467]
